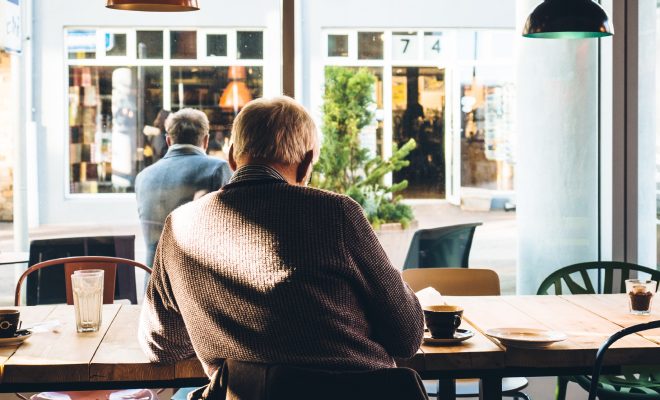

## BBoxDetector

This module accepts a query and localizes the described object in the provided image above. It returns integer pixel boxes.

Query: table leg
[437,378,456,400]
[479,377,502,400]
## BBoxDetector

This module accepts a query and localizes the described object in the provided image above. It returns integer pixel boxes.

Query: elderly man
[138,97,424,382]
[135,108,232,270]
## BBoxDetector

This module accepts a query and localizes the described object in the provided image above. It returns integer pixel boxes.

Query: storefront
[32,0,281,224]
[28,0,515,226]
[299,0,517,206]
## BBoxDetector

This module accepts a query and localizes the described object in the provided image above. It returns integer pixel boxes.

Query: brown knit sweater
[138,169,424,375]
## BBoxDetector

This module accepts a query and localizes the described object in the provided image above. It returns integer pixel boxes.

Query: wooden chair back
[402,267,501,295]
[15,256,152,306]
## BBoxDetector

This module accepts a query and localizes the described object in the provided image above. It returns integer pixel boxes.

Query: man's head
[165,108,210,149]
[229,96,319,185]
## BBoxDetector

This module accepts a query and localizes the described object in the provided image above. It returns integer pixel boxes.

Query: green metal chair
[403,223,482,270]
[536,261,660,400]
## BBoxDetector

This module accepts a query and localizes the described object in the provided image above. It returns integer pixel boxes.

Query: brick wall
[0,51,15,222]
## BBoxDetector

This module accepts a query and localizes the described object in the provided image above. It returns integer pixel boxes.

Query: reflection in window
[328,34,349,57]
[237,31,263,59]
[358,32,383,60]
[171,66,263,159]
[460,65,515,191]
[392,67,445,198]
[68,66,163,193]
[105,33,127,57]
[207,34,228,57]
[170,31,197,59]
[137,31,163,59]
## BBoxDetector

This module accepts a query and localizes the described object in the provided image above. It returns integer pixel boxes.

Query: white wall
[32,0,281,225]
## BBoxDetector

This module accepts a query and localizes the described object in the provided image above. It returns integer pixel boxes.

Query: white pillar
[516,0,600,294]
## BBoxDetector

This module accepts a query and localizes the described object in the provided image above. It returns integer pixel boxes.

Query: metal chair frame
[15,256,151,306]
[588,320,660,400]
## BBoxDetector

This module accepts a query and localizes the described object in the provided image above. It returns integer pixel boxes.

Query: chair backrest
[27,236,137,305]
[588,320,660,400]
[402,223,482,270]
[15,256,151,306]
[537,261,660,295]
[209,360,429,400]
[402,267,501,295]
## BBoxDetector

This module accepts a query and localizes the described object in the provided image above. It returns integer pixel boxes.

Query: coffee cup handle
[453,315,461,328]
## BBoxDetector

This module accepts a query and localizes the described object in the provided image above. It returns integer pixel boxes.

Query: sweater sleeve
[341,196,424,359]
[138,216,196,363]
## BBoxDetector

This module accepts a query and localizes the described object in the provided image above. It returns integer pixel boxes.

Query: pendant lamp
[106,0,199,12]
[522,0,613,39]
[220,66,253,115]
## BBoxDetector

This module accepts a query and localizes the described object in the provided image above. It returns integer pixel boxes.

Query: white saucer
[486,327,567,349]
[423,328,474,345]
[0,330,32,347]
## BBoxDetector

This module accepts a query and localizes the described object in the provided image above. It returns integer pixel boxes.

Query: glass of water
[71,269,104,332]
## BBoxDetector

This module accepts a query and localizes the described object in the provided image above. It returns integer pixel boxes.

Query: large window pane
[392,67,445,198]
[459,65,516,192]
[68,66,163,193]
[171,66,263,158]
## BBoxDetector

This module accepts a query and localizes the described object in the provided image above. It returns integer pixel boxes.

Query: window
[65,28,265,194]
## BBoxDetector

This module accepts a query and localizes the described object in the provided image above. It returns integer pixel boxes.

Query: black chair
[26,235,139,305]
[588,320,660,400]
[403,223,482,270]
[189,360,429,400]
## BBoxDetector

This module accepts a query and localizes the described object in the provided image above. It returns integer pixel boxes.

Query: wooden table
[0,295,657,400]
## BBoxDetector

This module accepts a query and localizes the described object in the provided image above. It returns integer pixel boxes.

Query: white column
[516,0,600,294]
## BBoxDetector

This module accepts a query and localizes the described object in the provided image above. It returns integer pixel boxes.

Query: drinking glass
[625,279,657,315]
[71,269,104,332]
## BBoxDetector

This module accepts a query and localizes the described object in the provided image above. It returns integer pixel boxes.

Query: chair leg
[555,376,569,400]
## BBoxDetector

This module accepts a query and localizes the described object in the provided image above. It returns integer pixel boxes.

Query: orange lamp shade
[106,0,199,12]
[219,81,253,110]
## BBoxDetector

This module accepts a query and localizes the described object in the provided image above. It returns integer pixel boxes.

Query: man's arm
[138,217,196,363]
[341,196,425,359]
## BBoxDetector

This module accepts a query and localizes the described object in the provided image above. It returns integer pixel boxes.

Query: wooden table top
[0,294,658,389]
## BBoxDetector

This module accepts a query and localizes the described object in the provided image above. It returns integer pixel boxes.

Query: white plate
[0,330,32,347]
[486,327,567,349]
[423,328,474,345]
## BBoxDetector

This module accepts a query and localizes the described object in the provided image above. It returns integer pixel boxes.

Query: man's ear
[201,134,210,151]
[165,136,172,147]
[296,150,315,184]
[228,144,237,171]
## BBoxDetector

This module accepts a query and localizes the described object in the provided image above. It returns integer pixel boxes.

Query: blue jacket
[135,145,232,268]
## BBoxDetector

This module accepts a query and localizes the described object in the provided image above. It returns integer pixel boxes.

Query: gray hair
[165,108,210,146]
[231,96,319,165]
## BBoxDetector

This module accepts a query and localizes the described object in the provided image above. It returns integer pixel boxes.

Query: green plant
[312,66,416,228]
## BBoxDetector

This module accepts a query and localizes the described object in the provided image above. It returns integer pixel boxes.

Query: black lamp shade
[523,0,613,39]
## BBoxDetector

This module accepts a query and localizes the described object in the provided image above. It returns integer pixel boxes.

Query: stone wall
[0,51,15,222]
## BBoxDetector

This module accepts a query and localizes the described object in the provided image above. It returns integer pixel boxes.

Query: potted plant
[312,67,417,266]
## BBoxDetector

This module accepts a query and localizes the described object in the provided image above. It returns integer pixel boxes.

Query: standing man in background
[136,108,232,273]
